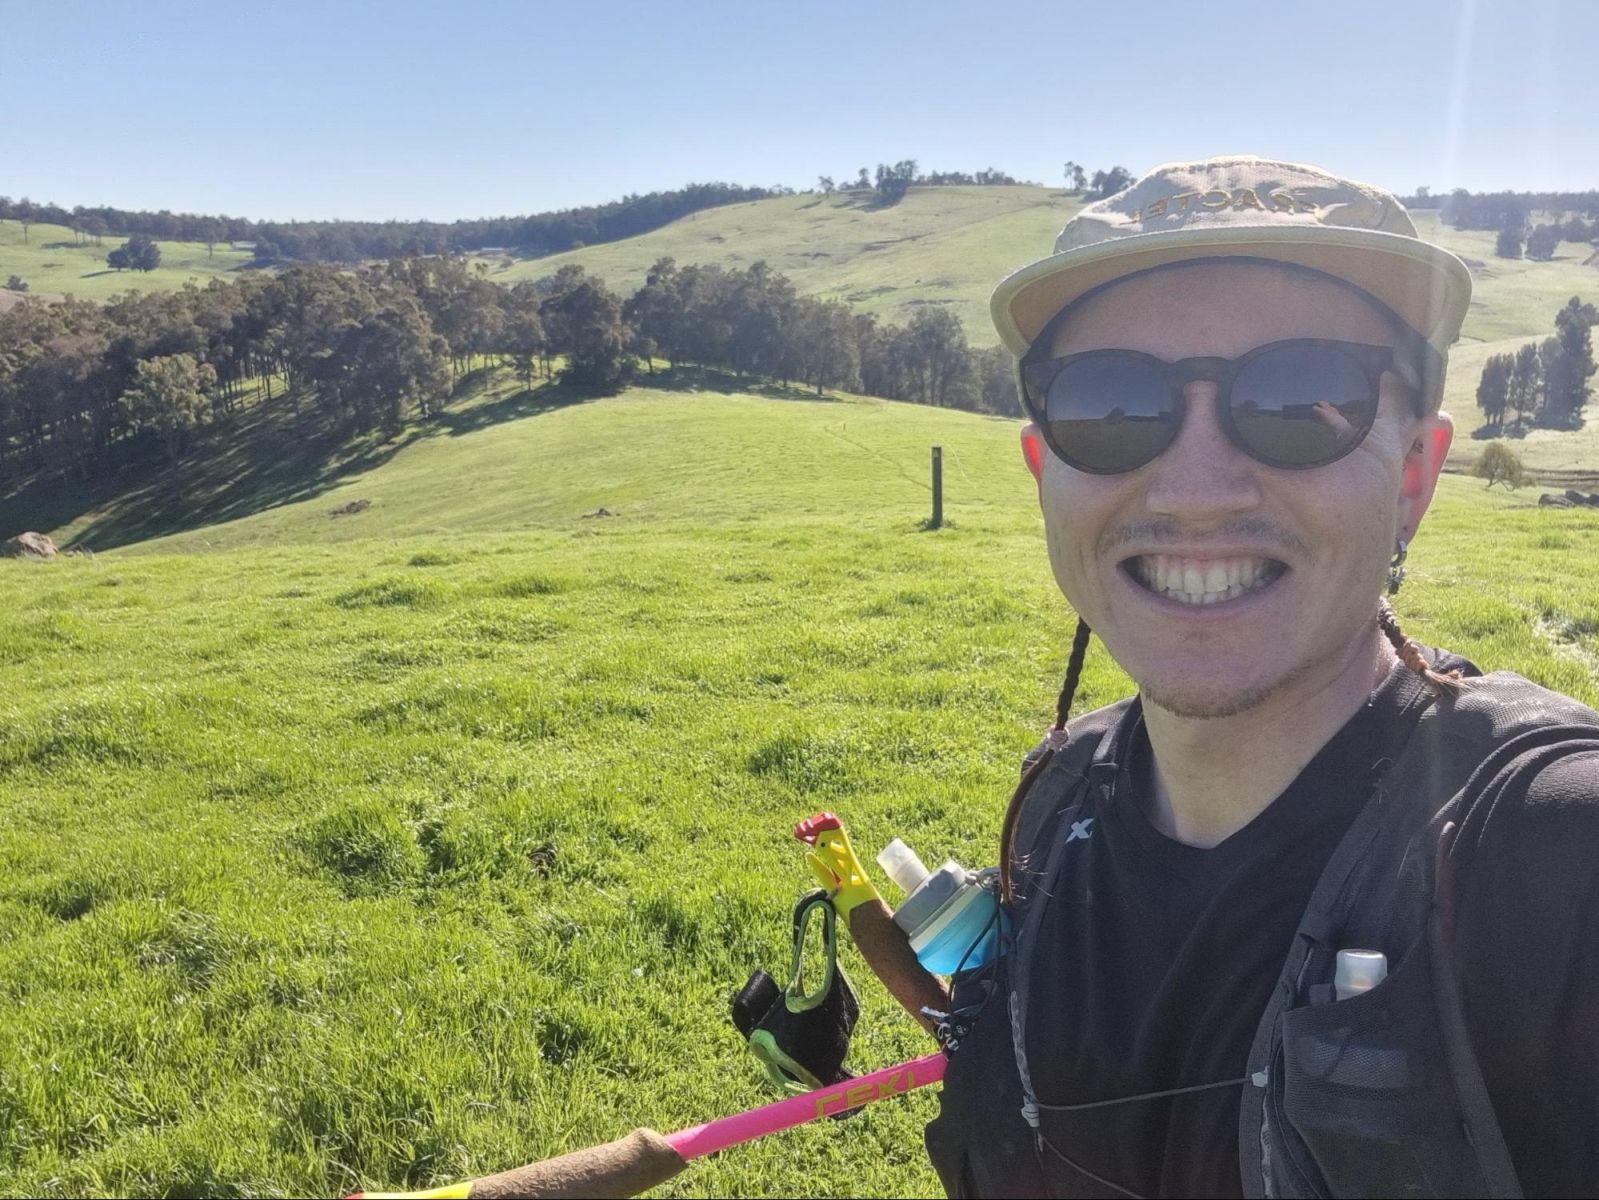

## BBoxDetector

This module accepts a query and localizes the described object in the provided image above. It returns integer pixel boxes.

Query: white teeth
[1129,555,1279,606]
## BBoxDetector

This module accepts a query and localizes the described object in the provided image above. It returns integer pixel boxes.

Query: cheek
[1039,466,1122,608]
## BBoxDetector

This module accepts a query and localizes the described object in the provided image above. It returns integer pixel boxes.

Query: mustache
[1098,518,1310,560]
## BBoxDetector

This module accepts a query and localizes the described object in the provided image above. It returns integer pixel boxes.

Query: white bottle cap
[1334,949,1388,1001]
[876,838,929,896]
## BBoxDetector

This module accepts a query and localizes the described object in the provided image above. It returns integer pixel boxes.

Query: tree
[975,345,1023,416]
[109,235,161,273]
[1475,352,1512,427]
[622,257,685,368]
[1088,167,1134,199]
[1545,296,1595,425]
[3,275,25,293]
[119,353,216,498]
[197,218,224,260]
[1495,227,1523,259]
[500,282,545,388]
[1473,442,1529,489]
[818,176,835,195]
[855,167,871,191]
[1526,225,1558,262]
[874,160,918,205]
[1063,161,1087,192]
[546,272,632,392]
[1508,341,1544,431]
[900,308,977,409]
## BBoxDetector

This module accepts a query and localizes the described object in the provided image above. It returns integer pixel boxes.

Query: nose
[1143,382,1262,521]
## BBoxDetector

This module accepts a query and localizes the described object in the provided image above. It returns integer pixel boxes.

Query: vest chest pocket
[1271,934,1495,1198]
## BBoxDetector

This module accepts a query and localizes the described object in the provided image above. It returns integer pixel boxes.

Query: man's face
[1031,260,1450,719]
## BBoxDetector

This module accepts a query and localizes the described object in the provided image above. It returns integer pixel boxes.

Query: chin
[1135,673,1282,720]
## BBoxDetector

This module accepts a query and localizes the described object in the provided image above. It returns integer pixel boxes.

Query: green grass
[0,220,252,303]
[4,374,1598,1197]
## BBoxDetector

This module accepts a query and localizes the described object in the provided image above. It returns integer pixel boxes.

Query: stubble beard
[1138,675,1285,720]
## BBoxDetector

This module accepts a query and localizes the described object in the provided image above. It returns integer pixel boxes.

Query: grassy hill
[483,186,1079,344]
[4,374,1599,1197]
[0,219,252,302]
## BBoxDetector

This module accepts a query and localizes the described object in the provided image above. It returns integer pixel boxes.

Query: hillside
[4,379,1597,1197]
[486,186,1077,338]
[0,219,251,301]
[5,188,1596,473]
[37,372,1033,554]
[521,199,1595,458]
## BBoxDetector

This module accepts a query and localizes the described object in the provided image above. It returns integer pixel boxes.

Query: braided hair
[998,602,1464,904]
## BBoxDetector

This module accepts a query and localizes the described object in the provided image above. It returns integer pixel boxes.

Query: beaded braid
[1377,597,1465,696]
[999,601,1464,904]
[998,617,1091,904]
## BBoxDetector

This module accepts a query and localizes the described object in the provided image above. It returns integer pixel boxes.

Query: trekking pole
[349,1050,948,1200]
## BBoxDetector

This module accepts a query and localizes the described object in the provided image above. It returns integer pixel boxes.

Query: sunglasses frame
[1021,338,1400,475]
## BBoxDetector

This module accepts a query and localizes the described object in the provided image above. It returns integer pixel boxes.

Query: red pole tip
[793,812,842,844]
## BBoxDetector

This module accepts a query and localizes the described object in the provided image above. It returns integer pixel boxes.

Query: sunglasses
[1020,339,1402,475]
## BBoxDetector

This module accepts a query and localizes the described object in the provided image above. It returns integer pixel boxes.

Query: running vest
[933,671,1599,1199]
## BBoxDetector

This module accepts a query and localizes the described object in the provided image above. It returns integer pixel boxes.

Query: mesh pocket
[1274,937,1493,1198]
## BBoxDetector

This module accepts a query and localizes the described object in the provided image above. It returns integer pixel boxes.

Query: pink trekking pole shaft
[667,1048,948,1159]
[356,1051,949,1198]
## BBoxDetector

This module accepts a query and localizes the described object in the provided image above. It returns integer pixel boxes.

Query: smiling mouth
[1122,554,1289,606]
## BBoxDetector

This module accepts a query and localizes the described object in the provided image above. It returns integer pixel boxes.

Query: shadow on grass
[0,373,589,552]
[645,364,846,403]
[433,377,592,437]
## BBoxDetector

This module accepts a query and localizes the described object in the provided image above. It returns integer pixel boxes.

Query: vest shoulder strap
[1007,699,1131,910]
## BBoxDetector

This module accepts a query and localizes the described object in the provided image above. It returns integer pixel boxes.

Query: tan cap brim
[991,225,1472,358]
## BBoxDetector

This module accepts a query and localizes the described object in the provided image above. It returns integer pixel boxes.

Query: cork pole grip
[846,898,950,1036]
[467,1128,686,1199]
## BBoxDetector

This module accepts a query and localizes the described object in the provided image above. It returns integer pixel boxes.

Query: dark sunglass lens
[1046,356,1177,473]
[1229,345,1376,467]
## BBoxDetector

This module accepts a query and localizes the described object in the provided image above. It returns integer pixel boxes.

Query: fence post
[931,445,943,529]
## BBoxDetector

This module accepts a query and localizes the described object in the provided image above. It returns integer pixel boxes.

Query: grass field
[3,373,1599,1197]
[0,220,252,303]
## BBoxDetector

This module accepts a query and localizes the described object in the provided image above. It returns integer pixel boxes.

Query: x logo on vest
[1067,818,1095,843]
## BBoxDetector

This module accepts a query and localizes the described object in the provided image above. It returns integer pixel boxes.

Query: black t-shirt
[935,653,1599,1198]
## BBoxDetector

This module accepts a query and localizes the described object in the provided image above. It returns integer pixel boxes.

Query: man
[923,158,1599,1198]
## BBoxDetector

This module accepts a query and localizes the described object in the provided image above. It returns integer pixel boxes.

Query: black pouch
[1266,931,1504,1199]
[731,889,859,1099]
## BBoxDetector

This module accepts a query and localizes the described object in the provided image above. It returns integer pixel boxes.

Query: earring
[1387,539,1408,596]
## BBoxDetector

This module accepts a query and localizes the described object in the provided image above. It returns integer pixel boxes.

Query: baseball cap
[991,156,1473,372]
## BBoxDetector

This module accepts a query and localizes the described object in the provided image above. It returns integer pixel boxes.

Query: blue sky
[4,0,1595,222]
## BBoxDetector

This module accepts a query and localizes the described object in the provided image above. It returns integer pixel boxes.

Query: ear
[1021,424,1045,485]
[1398,412,1453,538]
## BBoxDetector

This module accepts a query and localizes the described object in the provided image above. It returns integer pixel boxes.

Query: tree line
[0,255,1020,500]
[0,183,775,264]
[1414,189,1599,232]
[1061,162,1135,198]
[816,162,1021,206]
[0,164,1029,267]
[1475,297,1596,432]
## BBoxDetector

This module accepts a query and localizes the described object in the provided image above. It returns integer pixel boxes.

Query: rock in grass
[1,531,57,559]
[330,498,371,516]
[1541,494,1575,508]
